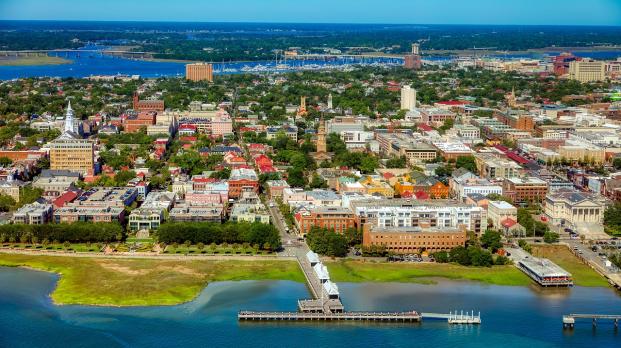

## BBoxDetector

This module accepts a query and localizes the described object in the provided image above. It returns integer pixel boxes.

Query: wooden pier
[562,314,621,329]
[239,310,421,322]
[238,249,480,325]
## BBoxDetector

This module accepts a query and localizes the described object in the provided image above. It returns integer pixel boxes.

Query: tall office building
[568,59,606,82]
[186,63,214,82]
[404,43,422,70]
[400,86,417,112]
[412,43,420,55]
[50,102,94,175]
[327,93,333,109]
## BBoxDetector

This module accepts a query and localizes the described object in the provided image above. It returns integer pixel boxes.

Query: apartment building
[351,199,487,235]
[12,202,53,225]
[362,223,467,254]
[294,206,356,234]
[474,153,522,179]
[503,177,549,203]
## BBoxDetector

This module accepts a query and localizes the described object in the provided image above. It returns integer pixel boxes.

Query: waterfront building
[169,203,224,223]
[518,256,573,287]
[53,205,126,224]
[294,206,356,235]
[49,102,94,175]
[12,202,53,225]
[351,199,487,235]
[128,191,176,232]
[400,86,417,112]
[362,223,467,254]
[186,63,214,82]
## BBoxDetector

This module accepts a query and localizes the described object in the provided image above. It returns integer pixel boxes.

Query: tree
[614,158,621,170]
[306,227,349,257]
[386,156,407,169]
[0,157,12,167]
[309,174,328,189]
[604,204,621,235]
[455,156,477,173]
[544,231,559,244]
[433,251,450,263]
[480,230,503,253]
[0,194,16,212]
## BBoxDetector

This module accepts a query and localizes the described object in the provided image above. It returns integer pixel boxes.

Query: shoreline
[0,56,73,67]
[0,252,612,307]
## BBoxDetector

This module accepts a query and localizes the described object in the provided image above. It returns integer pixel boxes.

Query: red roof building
[53,190,79,208]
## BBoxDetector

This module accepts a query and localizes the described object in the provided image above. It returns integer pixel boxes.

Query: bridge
[0,49,154,59]
[286,53,404,61]
[562,314,621,329]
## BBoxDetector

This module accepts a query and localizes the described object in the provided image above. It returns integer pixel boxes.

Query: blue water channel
[0,267,620,347]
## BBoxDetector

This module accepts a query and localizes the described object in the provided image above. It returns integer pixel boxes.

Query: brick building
[295,207,356,235]
[362,223,467,254]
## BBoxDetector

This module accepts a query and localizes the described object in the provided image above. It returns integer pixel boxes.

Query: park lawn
[0,56,72,66]
[0,254,304,306]
[530,244,609,287]
[326,260,531,286]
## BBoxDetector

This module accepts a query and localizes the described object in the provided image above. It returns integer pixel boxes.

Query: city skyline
[1,0,621,26]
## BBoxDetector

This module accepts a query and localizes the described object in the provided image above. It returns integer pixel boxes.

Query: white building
[400,85,417,112]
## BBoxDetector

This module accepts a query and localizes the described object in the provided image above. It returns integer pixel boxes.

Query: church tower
[64,101,75,134]
[316,118,327,153]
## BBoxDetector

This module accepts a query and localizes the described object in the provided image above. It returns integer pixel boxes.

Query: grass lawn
[326,260,531,286]
[530,244,609,287]
[0,254,304,306]
[0,56,72,66]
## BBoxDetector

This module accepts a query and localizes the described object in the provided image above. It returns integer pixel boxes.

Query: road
[267,199,305,257]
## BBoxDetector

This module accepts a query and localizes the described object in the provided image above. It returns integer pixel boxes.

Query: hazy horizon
[1,0,620,26]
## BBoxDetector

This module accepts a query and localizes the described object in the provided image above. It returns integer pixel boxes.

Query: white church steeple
[64,101,75,134]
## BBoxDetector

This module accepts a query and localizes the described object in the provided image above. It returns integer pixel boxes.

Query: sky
[1,0,620,26]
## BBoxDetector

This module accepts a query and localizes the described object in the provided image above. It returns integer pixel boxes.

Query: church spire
[64,101,75,134]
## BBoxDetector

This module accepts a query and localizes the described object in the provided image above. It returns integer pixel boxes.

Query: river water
[1,45,619,81]
[0,46,403,80]
[0,267,620,347]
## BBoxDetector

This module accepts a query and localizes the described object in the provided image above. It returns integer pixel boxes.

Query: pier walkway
[239,311,421,322]
[562,314,621,329]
